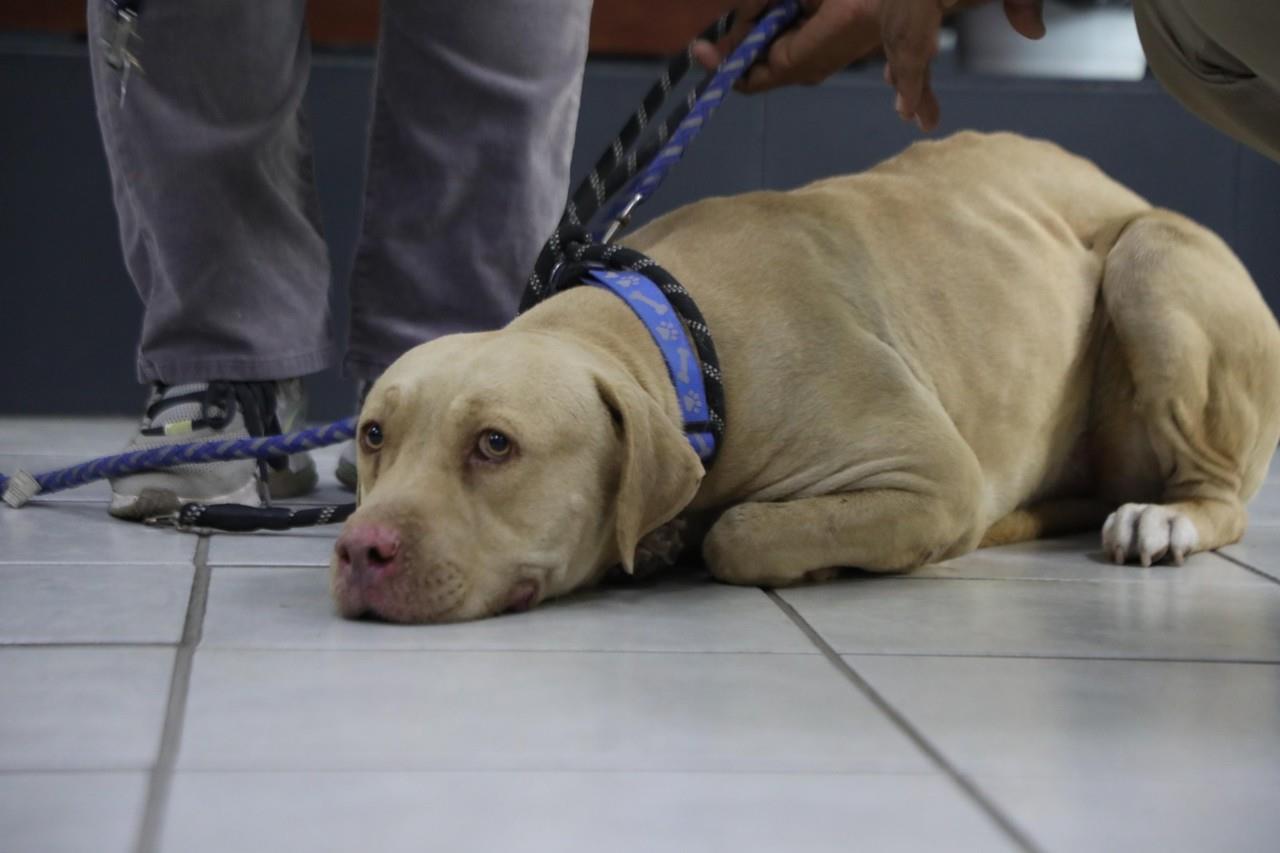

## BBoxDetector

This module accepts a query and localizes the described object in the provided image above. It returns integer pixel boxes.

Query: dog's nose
[335,522,403,585]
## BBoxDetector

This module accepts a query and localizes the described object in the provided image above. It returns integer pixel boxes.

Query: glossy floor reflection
[2,417,1278,853]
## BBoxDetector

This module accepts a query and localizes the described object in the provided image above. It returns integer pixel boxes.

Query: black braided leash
[173,501,355,533]
[522,12,734,311]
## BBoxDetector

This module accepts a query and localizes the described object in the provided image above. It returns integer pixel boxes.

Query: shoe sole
[268,454,319,499]
[108,477,264,521]
[108,450,319,520]
[335,456,358,492]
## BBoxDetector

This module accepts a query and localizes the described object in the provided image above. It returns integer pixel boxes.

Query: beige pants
[1135,0,1280,162]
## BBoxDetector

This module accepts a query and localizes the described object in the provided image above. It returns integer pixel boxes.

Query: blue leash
[593,1,801,241]
[2,419,356,508]
[523,0,801,307]
[1,1,800,512]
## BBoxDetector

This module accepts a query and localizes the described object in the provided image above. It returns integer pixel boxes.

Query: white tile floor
[2,417,1279,853]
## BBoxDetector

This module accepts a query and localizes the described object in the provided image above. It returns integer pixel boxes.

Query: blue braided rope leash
[593,0,801,241]
[524,0,803,307]
[2,2,800,526]
[1,419,356,509]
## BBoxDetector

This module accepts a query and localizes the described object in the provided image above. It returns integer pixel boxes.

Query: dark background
[3,23,1277,420]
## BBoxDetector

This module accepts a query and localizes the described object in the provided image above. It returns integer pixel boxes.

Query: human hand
[694,1,1046,132]
[692,0,882,94]
[882,1,1045,130]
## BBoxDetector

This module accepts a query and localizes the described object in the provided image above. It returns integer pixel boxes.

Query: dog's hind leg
[1090,209,1280,565]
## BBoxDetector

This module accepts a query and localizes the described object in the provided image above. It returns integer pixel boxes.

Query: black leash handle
[161,502,355,533]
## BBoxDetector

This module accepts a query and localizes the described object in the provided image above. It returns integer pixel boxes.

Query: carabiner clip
[601,193,644,244]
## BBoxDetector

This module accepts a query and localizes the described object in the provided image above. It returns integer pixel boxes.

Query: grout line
[765,590,1042,853]
[2,641,1274,664]
[114,766,947,778]
[0,767,153,776]
[0,560,197,567]
[884,572,1263,586]
[779,650,1280,665]
[134,536,211,853]
[0,642,186,650]
[1211,550,1280,586]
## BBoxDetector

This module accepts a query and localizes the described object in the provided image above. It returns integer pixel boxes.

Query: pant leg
[344,0,593,378]
[1134,0,1280,163]
[87,0,337,383]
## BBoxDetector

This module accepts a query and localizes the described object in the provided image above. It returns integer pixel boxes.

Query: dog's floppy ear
[594,370,704,574]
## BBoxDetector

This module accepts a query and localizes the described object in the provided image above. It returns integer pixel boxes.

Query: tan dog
[331,131,1280,623]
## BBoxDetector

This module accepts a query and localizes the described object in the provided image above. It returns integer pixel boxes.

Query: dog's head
[329,331,703,622]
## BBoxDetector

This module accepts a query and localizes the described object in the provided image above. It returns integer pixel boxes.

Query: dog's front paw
[1102,503,1200,566]
[703,505,836,587]
[703,505,760,585]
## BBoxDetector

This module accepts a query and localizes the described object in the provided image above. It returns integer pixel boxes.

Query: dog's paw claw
[1102,503,1199,567]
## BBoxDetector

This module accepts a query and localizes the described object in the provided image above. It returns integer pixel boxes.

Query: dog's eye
[477,430,513,461]
[361,421,384,452]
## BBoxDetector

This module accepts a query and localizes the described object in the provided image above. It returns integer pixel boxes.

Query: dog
[330,131,1280,623]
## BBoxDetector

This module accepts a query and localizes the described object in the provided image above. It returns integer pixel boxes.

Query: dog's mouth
[330,556,464,624]
[332,570,542,623]
[337,592,464,625]
[333,582,426,624]
[502,578,541,614]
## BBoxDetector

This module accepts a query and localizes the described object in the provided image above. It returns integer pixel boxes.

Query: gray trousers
[88,0,591,384]
[1135,0,1280,163]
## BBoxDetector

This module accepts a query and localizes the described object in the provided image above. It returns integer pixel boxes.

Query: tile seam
[765,590,1041,853]
[1212,550,1280,586]
[134,535,210,853]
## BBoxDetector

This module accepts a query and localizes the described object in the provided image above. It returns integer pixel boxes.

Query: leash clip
[142,512,209,535]
[142,512,197,535]
[601,193,643,244]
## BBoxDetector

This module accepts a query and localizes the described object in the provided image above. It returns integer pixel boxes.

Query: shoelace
[141,381,288,474]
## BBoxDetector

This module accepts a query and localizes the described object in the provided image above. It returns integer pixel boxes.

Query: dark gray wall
[3,39,1278,420]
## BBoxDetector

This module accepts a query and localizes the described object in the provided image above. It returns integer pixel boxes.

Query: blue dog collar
[585,268,716,461]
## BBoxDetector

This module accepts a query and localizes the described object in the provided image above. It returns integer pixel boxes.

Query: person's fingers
[1002,0,1046,39]
[737,25,817,92]
[691,40,723,71]
[881,0,943,120]
[693,0,773,71]
[740,65,774,92]
[740,0,883,93]
[914,65,940,131]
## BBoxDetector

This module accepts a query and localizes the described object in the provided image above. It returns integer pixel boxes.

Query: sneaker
[108,378,318,520]
[335,440,358,491]
[335,380,374,492]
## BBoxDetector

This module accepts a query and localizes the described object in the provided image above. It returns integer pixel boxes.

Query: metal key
[100,4,142,105]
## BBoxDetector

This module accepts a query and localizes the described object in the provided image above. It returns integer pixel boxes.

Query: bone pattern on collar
[584,268,716,461]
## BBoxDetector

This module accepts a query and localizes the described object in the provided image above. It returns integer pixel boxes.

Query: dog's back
[628,132,1149,511]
